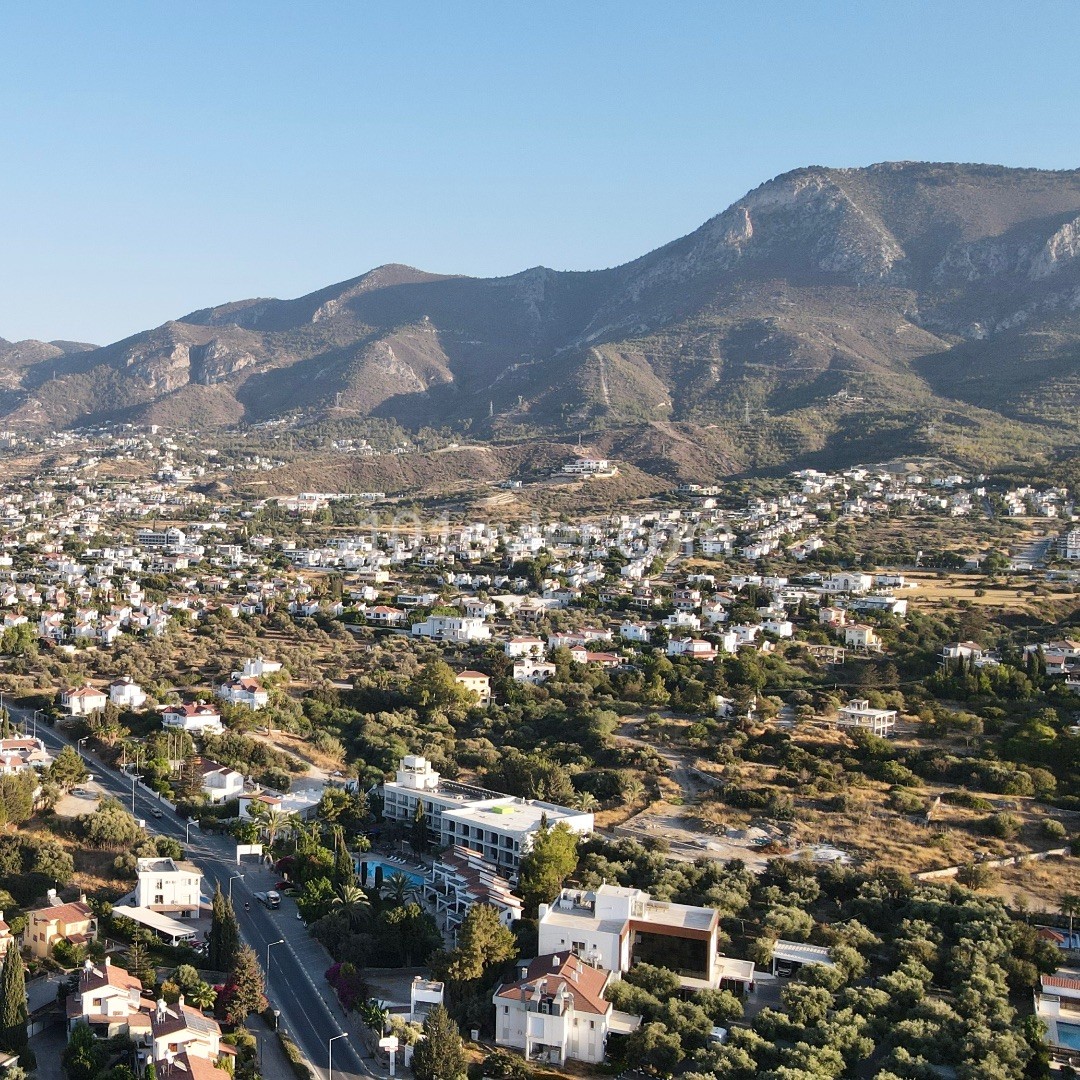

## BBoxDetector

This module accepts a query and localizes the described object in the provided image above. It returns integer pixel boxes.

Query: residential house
[216,675,269,711]
[197,759,244,804]
[27,894,97,959]
[109,677,147,710]
[62,684,108,716]
[411,614,491,642]
[0,736,51,775]
[835,699,897,737]
[150,997,226,1065]
[567,646,619,668]
[66,958,151,1040]
[454,670,491,706]
[512,659,557,684]
[135,858,203,918]
[843,624,880,651]
[366,605,405,627]
[505,636,545,658]
[161,703,224,735]
[1034,969,1080,1063]
[666,638,718,661]
[493,953,640,1065]
[240,656,282,679]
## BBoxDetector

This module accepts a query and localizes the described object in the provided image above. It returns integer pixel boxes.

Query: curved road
[14,706,372,1080]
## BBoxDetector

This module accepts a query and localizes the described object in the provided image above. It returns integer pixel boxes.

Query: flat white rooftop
[772,940,835,967]
[442,801,590,832]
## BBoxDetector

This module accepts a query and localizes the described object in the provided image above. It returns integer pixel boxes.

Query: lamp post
[266,938,284,976]
[328,1033,347,1080]
[130,770,137,813]
[185,819,199,844]
[77,737,87,759]
[228,872,244,900]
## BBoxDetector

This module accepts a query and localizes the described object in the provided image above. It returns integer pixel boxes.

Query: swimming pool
[1057,1022,1080,1052]
[357,858,425,889]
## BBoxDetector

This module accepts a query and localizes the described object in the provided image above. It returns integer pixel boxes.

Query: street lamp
[265,938,284,975]
[78,737,87,759]
[185,819,199,843]
[328,1033,347,1080]
[130,771,137,813]
[32,709,42,738]
[228,873,244,900]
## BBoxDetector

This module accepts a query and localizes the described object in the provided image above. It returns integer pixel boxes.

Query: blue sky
[1,1,1077,344]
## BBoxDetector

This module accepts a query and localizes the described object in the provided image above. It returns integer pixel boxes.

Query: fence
[915,846,1069,881]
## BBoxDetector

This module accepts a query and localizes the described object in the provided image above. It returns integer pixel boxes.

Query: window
[590,1021,595,1030]
[572,941,586,955]
[503,1007,509,1014]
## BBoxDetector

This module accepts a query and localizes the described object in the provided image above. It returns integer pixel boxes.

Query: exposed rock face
[0,161,1078,461]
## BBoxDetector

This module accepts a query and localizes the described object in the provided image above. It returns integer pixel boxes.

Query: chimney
[177,994,185,1009]
[104,956,111,967]
[551,955,560,969]
[156,998,167,1021]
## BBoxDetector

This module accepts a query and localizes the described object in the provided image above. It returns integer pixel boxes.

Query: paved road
[14,705,374,1080]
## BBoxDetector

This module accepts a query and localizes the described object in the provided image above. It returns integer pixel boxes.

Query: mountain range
[4,161,1080,472]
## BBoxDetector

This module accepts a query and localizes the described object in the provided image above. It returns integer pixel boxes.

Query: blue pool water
[1057,1023,1080,1051]
[358,859,425,888]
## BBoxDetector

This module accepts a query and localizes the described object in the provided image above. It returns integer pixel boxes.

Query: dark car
[150,808,164,818]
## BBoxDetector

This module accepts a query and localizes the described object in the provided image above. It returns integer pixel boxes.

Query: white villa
[216,674,269,710]
[198,759,244,804]
[835,698,897,736]
[494,953,640,1065]
[135,858,203,918]
[537,884,722,990]
[109,677,147,710]
[161,703,223,735]
[62,684,108,716]
[411,614,491,642]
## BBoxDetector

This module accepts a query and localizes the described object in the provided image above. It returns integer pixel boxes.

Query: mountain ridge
[3,160,1080,473]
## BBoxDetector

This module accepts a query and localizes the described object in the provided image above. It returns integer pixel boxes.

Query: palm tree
[1061,893,1080,940]
[332,883,371,930]
[186,981,217,1010]
[381,871,417,907]
[575,790,599,813]
[249,805,303,850]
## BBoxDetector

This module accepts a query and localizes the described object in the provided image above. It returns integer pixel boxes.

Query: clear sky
[1,1,1078,344]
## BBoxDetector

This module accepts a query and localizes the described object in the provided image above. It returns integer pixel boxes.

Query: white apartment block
[380,756,592,871]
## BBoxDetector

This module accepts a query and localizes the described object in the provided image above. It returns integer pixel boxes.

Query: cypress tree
[0,945,28,1056]
[208,883,240,972]
[333,827,355,888]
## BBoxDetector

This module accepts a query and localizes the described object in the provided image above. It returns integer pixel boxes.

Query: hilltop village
[0,424,1077,1080]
